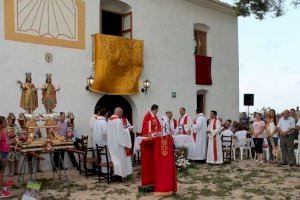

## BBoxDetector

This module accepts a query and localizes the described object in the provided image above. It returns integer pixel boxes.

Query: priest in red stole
[188,108,207,161]
[178,107,191,135]
[141,104,162,136]
[206,110,223,164]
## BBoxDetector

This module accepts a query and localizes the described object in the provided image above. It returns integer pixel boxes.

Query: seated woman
[234,123,248,148]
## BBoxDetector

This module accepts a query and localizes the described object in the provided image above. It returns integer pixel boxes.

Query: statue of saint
[19,73,38,114]
[41,74,60,114]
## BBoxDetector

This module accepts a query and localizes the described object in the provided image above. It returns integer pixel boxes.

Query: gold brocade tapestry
[90,34,144,95]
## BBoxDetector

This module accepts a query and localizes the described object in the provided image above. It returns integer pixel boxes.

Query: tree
[234,0,300,19]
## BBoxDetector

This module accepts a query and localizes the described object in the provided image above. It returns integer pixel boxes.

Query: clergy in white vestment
[188,108,207,161]
[92,108,110,173]
[206,111,223,164]
[92,109,108,148]
[178,107,192,135]
[161,111,177,135]
[88,106,101,148]
[107,107,133,178]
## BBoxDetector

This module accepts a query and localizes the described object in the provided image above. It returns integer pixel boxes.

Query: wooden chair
[222,135,233,163]
[96,144,113,184]
[75,135,96,177]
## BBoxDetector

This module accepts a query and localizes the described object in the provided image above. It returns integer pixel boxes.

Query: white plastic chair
[235,138,252,160]
[232,138,236,161]
[262,138,270,162]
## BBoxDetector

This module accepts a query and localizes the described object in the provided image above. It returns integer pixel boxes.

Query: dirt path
[8,160,300,200]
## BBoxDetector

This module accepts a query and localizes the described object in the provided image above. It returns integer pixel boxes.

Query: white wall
[0,0,101,136]
[120,0,239,125]
[0,0,239,135]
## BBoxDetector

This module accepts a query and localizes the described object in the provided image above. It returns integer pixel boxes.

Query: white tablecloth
[134,135,194,154]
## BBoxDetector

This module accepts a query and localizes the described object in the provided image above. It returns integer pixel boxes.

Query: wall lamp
[141,79,151,94]
[86,76,94,91]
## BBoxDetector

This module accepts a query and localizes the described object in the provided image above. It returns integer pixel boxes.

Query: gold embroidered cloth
[90,34,144,94]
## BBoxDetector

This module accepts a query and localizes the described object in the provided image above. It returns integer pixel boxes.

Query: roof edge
[185,0,237,16]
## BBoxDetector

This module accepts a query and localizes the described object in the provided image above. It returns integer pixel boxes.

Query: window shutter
[122,12,132,39]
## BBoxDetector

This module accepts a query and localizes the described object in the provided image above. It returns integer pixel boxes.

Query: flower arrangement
[23,113,60,121]
[174,147,190,172]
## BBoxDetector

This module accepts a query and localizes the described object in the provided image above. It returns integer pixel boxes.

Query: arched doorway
[95,95,133,124]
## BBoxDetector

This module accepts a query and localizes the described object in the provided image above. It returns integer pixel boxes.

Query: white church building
[0,0,239,135]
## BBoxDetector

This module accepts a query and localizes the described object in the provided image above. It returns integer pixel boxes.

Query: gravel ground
[6,160,300,200]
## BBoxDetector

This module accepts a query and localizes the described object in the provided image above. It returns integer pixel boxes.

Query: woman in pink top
[0,116,12,198]
[252,113,265,164]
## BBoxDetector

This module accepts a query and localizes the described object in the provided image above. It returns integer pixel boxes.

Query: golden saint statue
[41,74,60,114]
[19,73,38,114]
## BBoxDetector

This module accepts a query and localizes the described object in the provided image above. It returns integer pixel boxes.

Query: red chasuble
[141,112,162,136]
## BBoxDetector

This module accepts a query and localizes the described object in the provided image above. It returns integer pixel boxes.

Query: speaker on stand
[244,94,254,121]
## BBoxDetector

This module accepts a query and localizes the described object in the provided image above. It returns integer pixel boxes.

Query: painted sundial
[4,0,85,49]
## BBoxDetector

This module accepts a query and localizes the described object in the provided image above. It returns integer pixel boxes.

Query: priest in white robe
[188,109,207,161]
[107,107,133,178]
[178,107,192,135]
[88,106,101,148]
[206,110,223,164]
[92,110,108,148]
[161,111,177,135]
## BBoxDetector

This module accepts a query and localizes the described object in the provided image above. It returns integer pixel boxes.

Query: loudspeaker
[244,94,254,106]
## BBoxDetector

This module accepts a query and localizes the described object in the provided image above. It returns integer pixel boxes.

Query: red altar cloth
[141,135,177,194]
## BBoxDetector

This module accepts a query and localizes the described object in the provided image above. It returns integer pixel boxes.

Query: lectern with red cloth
[140,135,177,194]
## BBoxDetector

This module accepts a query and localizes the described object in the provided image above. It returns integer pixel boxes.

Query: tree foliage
[234,0,300,19]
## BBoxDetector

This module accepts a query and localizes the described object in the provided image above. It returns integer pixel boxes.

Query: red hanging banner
[195,55,212,85]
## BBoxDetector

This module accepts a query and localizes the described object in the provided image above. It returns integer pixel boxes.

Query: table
[134,135,194,154]
[18,145,74,183]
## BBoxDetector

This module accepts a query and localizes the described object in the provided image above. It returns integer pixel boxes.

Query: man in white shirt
[188,109,207,161]
[92,108,108,148]
[277,110,296,166]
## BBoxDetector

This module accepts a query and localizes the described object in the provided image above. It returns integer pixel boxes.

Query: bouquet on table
[174,147,190,172]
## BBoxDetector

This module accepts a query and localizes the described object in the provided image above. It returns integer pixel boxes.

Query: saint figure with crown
[41,74,60,114]
[19,73,38,114]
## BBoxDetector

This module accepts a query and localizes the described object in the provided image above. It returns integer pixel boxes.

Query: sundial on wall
[4,0,85,49]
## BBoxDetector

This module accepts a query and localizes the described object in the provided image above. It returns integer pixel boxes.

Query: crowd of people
[0,112,78,198]
[0,105,299,198]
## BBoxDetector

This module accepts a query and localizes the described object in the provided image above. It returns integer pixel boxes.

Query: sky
[223,0,300,114]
